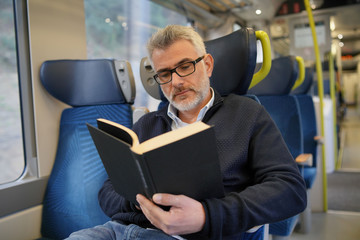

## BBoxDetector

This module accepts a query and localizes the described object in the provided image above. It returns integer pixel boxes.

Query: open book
[87,118,225,206]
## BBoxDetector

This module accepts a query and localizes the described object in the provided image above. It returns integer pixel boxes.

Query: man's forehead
[152,41,198,70]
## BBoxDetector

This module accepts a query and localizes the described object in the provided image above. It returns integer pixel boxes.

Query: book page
[131,121,210,154]
[97,118,140,146]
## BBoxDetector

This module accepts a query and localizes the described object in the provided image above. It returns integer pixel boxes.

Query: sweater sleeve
[98,178,138,218]
[197,105,307,239]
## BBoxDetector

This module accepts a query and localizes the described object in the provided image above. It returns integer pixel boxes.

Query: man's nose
[171,72,184,86]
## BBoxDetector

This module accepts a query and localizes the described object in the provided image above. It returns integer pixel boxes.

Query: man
[68,25,306,239]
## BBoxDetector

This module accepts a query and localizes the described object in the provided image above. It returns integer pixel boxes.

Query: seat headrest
[205,28,257,96]
[322,60,338,71]
[40,59,135,107]
[291,67,314,95]
[139,28,257,100]
[247,56,299,96]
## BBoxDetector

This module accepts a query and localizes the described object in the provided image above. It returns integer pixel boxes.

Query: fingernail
[153,194,161,202]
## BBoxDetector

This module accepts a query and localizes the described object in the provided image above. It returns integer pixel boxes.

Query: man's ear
[204,54,214,78]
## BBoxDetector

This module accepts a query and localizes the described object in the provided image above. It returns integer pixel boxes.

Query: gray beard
[163,79,210,112]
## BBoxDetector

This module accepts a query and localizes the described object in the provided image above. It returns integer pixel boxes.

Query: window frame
[0,0,47,218]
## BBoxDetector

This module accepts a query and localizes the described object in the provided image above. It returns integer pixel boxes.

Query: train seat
[248,56,307,240]
[291,67,318,189]
[291,67,318,233]
[39,59,135,239]
[140,28,272,240]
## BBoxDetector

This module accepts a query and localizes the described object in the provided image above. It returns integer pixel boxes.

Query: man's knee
[65,221,118,240]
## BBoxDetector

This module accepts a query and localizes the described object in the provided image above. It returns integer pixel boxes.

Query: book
[87,118,225,206]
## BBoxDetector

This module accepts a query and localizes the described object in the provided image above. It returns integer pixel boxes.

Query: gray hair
[146,25,206,62]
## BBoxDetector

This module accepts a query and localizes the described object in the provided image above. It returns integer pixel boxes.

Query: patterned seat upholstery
[40,59,135,239]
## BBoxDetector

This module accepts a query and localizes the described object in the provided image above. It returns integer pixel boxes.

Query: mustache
[170,87,194,99]
[172,86,194,95]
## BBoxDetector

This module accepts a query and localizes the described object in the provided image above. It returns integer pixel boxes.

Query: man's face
[151,39,213,112]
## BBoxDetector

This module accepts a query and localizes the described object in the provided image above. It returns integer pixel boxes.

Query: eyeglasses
[153,56,205,85]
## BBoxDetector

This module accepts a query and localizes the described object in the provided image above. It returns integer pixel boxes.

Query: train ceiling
[151,0,360,56]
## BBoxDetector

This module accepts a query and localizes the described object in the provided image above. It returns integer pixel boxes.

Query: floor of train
[291,105,360,240]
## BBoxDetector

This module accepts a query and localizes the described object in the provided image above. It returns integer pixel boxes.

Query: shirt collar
[167,88,215,129]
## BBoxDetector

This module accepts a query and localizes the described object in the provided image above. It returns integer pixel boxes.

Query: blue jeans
[66,221,179,240]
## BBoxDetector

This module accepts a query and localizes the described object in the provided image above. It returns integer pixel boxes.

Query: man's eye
[158,71,171,78]
[178,63,191,71]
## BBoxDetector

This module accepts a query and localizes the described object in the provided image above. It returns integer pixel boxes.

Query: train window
[233,22,242,31]
[84,0,189,111]
[0,1,25,184]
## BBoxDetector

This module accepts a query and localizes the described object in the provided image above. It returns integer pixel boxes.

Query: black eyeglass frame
[153,55,205,85]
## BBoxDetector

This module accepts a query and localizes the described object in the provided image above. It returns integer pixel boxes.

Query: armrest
[296,153,313,166]
[246,225,262,233]
[314,135,324,145]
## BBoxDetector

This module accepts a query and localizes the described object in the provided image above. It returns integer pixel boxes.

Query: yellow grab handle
[249,30,272,89]
[304,0,327,212]
[291,56,305,91]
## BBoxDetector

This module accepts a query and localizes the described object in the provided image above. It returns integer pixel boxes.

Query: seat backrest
[205,28,257,96]
[247,56,299,96]
[247,56,304,237]
[40,59,135,239]
[291,67,314,95]
[291,66,318,173]
[290,66,318,167]
[257,95,303,159]
[247,56,303,158]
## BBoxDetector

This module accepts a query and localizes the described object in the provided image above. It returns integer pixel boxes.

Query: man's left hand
[136,193,205,236]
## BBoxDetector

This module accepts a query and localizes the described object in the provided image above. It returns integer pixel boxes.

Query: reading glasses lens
[157,63,195,84]
[154,56,204,85]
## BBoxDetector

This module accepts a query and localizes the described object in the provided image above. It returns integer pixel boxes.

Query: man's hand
[136,193,205,236]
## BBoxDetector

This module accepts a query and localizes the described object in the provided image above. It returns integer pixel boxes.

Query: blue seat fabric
[41,104,133,239]
[294,95,317,188]
[291,67,318,189]
[249,56,303,238]
[242,226,265,240]
[268,215,299,236]
[40,59,130,106]
[259,95,303,237]
[205,28,257,96]
[248,56,298,96]
[257,95,303,160]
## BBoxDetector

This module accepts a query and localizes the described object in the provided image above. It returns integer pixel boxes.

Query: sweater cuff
[200,201,210,236]
[129,202,142,213]
[182,201,210,240]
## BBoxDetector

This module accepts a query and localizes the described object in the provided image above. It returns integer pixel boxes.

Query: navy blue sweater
[98,92,307,239]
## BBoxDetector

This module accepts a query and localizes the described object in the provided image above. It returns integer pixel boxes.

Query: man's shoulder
[132,106,169,134]
[216,94,268,123]
[134,109,163,126]
[223,94,262,110]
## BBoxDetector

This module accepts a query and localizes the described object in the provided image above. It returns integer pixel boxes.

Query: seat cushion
[269,215,299,236]
[303,167,317,189]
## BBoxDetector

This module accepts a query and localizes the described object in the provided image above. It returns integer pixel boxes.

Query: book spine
[132,153,156,198]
